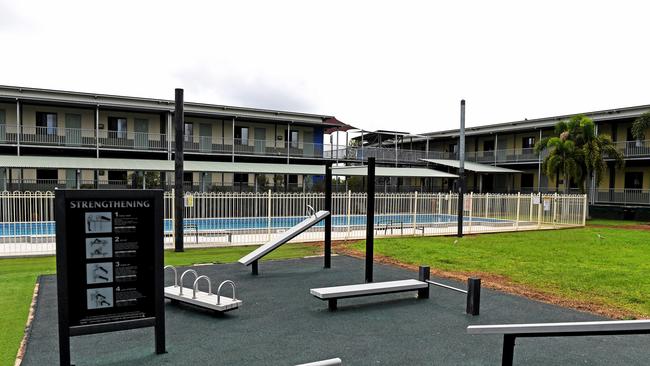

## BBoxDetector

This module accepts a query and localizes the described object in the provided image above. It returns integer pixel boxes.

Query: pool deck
[21,255,650,365]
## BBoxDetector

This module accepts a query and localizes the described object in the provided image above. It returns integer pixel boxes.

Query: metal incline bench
[467,319,650,366]
[239,206,330,275]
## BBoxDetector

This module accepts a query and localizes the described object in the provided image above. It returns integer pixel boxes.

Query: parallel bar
[468,319,650,335]
[502,334,515,366]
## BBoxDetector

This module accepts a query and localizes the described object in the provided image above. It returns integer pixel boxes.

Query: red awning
[323,117,357,134]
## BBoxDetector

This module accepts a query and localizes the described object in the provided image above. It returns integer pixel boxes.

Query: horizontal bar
[467,319,650,335]
[425,280,467,294]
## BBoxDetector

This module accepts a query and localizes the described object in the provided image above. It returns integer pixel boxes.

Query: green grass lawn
[0,244,319,366]
[350,226,650,318]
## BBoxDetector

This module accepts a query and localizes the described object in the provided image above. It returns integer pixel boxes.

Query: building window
[520,173,534,189]
[36,112,57,135]
[625,172,643,189]
[235,126,249,145]
[483,140,495,151]
[107,171,127,182]
[234,174,248,188]
[184,122,193,142]
[522,137,535,149]
[183,172,193,186]
[36,169,58,181]
[108,117,127,139]
[285,130,299,148]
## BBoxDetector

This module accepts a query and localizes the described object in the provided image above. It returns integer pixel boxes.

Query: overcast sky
[1,0,649,135]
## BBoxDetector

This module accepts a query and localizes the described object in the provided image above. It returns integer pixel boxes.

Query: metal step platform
[164,265,242,312]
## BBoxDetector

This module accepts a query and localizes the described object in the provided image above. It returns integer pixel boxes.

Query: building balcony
[614,140,650,158]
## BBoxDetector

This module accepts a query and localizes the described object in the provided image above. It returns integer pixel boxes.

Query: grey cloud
[174,66,315,113]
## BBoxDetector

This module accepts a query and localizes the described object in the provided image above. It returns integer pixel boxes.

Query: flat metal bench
[467,319,650,365]
[310,279,428,311]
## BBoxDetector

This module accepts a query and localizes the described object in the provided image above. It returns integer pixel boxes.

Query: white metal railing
[615,140,650,158]
[592,188,650,205]
[0,191,586,257]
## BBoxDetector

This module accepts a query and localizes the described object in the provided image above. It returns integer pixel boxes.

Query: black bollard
[418,266,430,299]
[466,277,481,316]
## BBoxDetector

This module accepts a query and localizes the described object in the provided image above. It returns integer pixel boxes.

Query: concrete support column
[95,106,100,158]
[231,117,235,163]
[16,99,21,156]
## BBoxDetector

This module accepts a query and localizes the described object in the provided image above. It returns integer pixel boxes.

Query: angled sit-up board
[239,210,330,275]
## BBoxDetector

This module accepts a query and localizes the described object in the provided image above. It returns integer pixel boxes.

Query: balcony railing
[614,140,650,158]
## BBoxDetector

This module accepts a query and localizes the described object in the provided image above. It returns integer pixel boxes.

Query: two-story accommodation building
[0,85,342,192]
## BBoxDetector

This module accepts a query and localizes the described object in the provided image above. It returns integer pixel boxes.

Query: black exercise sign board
[55,190,165,366]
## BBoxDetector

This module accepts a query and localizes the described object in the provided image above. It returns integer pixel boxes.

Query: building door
[65,114,82,146]
[520,173,534,192]
[66,169,76,188]
[134,118,148,149]
[303,130,313,157]
[254,128,266,154]
[199,123,212,152]
[0,110,5,142]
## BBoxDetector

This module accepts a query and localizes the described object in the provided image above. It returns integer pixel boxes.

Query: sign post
[55,190,165,366]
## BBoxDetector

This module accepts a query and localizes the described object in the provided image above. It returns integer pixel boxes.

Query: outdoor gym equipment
[467,319,650,366]
[238,204,331,275]
[310,158,481,313]
[164,265,242,313]
[238,162,335,275]
[295,358,342,366]
[310,265,480,313]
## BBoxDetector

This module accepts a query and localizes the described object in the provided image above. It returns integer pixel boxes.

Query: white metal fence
[0,191,586,257]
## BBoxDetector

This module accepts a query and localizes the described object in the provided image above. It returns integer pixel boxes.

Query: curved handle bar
[192,275,212,299]
[306,205,316,217]
[164,265,178,287]
[217,280,237,305]
[179,269,199,295]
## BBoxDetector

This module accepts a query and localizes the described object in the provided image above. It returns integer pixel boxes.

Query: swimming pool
[0,214,513,237]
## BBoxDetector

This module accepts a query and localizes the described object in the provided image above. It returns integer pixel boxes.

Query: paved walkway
[22,256,650,365]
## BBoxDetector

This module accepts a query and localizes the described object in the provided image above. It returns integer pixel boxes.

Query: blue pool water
[0,214,512,237]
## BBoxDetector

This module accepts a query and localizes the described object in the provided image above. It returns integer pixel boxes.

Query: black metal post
[466,277,481,316]
[366,157,375,283]
[324,161,332,268]
[174,88,184,252]
[502,334,516,366]
[457,100,466,238]
[418,266,430,299]
[252,260,258,276]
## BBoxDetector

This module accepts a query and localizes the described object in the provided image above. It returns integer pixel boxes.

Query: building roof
[0,85,334,126]
[420,159,521,173]
[332,166,457,178]
[420,104,650,139]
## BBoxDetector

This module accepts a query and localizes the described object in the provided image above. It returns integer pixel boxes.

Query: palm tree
[538,134,583,193]
[535,115,623,193]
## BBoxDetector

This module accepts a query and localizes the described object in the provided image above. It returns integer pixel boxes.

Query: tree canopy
[535,115,623,193]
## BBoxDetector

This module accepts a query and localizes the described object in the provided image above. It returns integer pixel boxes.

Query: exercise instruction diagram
[86,212,112,233]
